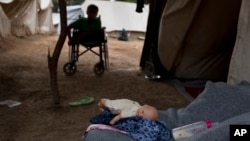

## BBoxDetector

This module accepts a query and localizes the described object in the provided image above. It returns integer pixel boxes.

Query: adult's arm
[184,112,250,141]
[82,130,136,141]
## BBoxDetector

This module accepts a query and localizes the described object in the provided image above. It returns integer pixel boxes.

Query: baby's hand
[110,114,122,125]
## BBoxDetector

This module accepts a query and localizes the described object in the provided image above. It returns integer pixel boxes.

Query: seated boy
[67,4,102,45]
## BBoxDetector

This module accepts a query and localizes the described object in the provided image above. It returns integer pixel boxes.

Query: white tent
[227,0,250,85]
[81,0,149,32]
[0,0,13,3]
[55,5,85,34]
[38,0,55,34]
[0,0,54,38]
[0,4,11,38]
[0,0,12,38]
[66,5,85,25]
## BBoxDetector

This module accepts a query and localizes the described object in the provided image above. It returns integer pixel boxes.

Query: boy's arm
[67,19,80,42]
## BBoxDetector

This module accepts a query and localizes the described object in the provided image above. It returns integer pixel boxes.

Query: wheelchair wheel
[94,62,105,76]
[63,62,77,76]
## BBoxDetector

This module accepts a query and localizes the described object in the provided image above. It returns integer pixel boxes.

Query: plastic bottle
[171,120,218,141]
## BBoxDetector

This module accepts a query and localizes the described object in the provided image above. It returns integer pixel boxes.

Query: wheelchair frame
[63,28,109,76]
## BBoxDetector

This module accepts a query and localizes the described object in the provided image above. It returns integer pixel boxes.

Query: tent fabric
[53,5,85,26]
[37,0,55,34]
[0,4,11,38]
[38,0,52,10]
[0,0,13,4]
[227,0,250,85]
[3,0,38,36]
[0,0,54,38]
[55,5,85,34]
[66,5,85,25]
[81,0,149,32]
[38,5,55,34]
[158,0,202,73]
[158,0,241,81]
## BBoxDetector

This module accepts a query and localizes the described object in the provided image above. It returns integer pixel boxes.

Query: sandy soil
[0,34,190,141]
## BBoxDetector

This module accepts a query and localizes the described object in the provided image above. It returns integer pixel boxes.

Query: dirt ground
[0,34,190,141]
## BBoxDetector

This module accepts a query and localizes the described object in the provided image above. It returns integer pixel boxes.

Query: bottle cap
[205,120,212,128]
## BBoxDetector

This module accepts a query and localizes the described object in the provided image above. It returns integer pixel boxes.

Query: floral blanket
[90,109,171,141]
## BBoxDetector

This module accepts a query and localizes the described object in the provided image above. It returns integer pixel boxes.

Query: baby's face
[136,105,158,121]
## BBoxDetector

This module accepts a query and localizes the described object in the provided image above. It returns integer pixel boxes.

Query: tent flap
[0,4,11,38]
[0,0,54,38]
[158,0,241,81]
[228,0,250,84]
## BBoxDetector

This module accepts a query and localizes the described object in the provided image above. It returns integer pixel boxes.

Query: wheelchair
[63,27,109,76]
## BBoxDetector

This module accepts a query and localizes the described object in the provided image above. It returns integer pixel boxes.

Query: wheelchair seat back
[72,27,106,47]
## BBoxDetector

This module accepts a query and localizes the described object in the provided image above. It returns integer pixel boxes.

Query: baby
[98,98,158,125]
